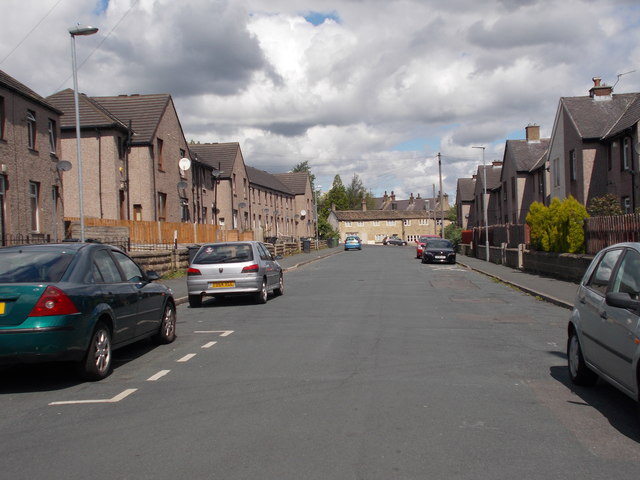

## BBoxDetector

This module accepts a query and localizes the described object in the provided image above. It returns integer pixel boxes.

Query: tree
[345,174,367,209]
[587,193,623,216]
[321,175,349,216]
[291,161,316,192]
[526,196,589,253]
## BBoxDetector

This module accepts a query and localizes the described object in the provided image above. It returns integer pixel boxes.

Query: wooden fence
[584,214,640,254]
[64,217,254,247]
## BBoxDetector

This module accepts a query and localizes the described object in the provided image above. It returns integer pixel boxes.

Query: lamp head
[69,25,99,36]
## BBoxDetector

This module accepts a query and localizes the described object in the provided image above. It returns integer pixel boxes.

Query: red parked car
[415,235,440,258]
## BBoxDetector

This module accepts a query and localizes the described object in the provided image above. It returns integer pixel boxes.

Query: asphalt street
[1,244,639,480]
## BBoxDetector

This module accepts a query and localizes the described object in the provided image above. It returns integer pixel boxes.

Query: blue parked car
[344,236,362,251]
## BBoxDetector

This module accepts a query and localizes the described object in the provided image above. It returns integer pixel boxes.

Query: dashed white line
[147,370,171,381]
[49,388,138,406]
[177,353,197,362]
[202,341,217,349]
[194,330,234,337]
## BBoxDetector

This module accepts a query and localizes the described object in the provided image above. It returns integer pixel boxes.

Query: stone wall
[130,249,189,276]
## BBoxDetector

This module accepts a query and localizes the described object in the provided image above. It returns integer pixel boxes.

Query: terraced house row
[457,77,640,230]
[0,69,316,245]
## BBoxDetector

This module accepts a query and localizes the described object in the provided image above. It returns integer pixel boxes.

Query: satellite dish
[238,202,247,209]
[179,158,191,171]
[300,209,307,217]
[177,181,188,190]
[57,161,72,172]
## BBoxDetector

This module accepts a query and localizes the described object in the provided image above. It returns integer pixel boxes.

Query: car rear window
[427,240,452,248]
[193,244,254,264]
[0,250,76,283]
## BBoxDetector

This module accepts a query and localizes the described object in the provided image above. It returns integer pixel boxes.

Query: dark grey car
[186,241,284,307]
[568,242,640,404]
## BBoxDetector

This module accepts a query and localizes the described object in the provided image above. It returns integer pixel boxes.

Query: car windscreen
[193,244,254,264]
[0,250,76,283]
[427,240,452,249]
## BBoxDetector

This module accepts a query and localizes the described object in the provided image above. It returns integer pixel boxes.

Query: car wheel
[421,256,427,264]
[274,274,284,296]
[568,330,598,386]
[189,294,202,308]
[81,322,112,381]
[255,278,268,304]
[155,302,177,344]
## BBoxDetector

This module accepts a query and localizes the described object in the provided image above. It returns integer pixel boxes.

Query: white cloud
[1,0,639,201]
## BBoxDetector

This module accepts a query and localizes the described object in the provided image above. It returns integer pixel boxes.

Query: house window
[553,158,560,187]
[356,221,364,227]
[344,221,352,227]
[391,203,397,210]
[157,192,167,221]
[386,220,396,226]
[623,137,631,170]
[373,220,380,226]
[419,219,428,225]
[0,96,5,140]
[623,196,631,214]
[133,204,142,221]
[219,217,225,226]
[180,198,189,222]
[157,138,164,171]
[29,181,39,231]
[570,150,577,181]
[48,119,57,154]
[403,219,411,226]
[27,110,36,150]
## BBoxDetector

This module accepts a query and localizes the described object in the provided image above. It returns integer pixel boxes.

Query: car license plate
[0,302,4,314]
[435,255,446,259]
[210,281,235,288]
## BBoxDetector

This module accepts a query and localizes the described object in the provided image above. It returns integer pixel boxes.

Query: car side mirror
[606,292,640,312]
[146,270,160,282]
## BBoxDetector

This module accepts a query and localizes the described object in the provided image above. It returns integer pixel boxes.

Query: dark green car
[0,243,176,380]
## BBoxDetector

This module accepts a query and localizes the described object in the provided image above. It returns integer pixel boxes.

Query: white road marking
[202,341,217,349]
[49,388,138,406]
[194,330,234,337]
[177,353,196,362]
[147,370,171,381]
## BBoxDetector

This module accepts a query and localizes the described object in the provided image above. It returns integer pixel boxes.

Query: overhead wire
[0,0,65,65]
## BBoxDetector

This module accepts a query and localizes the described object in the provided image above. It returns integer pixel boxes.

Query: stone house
[499,125,550,224]
[472,162,502,227]
[273,172,316,239]
[0,70,64,243]
[191,143,316,240]
[548,77,640,211]
[48,91,194,223]
[455,177,475,229]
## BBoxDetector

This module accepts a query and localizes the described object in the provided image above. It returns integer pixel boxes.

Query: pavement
[159,246,580,310]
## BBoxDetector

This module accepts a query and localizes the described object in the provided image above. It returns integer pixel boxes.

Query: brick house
[48,91,194,223]
[499,125,550,224]
[455,177,475,229]
[548,77,640,210]
[472,162,502,227]
[273,172,316,239]
[246,166,296,240]
[0,70,64,243]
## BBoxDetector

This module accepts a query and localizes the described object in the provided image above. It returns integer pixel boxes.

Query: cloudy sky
[2,0,640,201]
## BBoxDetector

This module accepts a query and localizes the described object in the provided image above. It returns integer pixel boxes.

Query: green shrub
[526,196,588,253]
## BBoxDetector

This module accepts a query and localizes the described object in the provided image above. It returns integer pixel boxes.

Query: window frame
[28,181,40,232]
[48,118,57,155]
[26,110,36,150]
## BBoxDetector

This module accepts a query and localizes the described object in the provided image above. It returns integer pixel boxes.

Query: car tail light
[241,263,259,273]
[187,267,201,276]
[29,286,79,317]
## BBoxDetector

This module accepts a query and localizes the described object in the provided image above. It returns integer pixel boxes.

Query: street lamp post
[69,25,99,242]
[473,146,489,261]
[314,186,321,250]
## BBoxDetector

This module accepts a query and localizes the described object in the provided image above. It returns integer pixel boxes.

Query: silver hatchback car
[568,242,640,404]
[186,241,283,307]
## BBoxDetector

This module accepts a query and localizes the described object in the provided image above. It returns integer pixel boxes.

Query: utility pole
[473,146,490,262]
[438,153,444,238]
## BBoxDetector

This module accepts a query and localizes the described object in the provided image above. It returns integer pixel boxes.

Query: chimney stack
[361,198,367,211]
[525,124,540,143]
[589,76,613,100]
